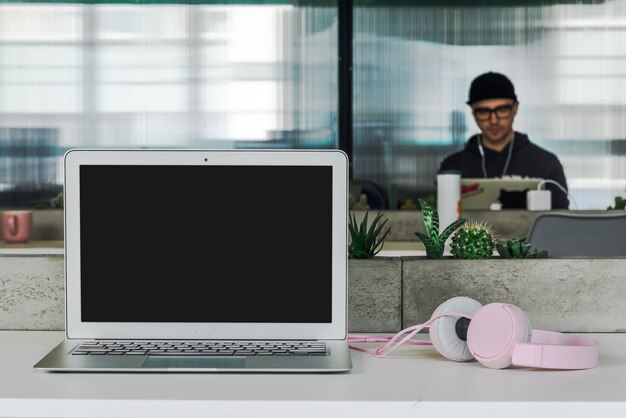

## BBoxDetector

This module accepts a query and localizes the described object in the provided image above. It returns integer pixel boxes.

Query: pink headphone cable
[347,312,473,357]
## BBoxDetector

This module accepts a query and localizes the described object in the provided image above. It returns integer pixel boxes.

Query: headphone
[348,296,599,370]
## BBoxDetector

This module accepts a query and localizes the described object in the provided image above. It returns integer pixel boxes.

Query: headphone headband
[513,329,599,369]
[467,303,598,369]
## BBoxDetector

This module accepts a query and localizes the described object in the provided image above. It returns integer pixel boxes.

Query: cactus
[415,199,466,259]
[496,238,548,259]
[348,211,391,259]
[450,220,495,259]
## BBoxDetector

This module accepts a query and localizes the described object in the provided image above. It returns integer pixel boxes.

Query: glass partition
[4,1,626,210]
[0,2,338,206]
[353,1,626,209]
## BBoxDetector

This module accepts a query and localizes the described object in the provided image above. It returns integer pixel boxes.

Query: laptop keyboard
[71,341,328,357]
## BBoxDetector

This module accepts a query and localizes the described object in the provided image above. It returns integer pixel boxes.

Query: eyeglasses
[472,105,514,121]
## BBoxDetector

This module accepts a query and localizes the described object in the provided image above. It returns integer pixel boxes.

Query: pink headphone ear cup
[467,303,532,369]
[429,297,483,362]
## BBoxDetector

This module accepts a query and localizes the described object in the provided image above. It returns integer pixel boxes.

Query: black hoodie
[439,132,569,209]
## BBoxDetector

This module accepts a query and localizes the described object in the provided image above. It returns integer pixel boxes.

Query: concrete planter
[0,255,64,330]
[403,257,626,332]
[0,255,406,332]
[348,258,402,332]
[1,253,625,333]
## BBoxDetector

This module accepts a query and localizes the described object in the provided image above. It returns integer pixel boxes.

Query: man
[439,72,569,209]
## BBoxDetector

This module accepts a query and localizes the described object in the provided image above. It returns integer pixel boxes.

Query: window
[0,3,338,206]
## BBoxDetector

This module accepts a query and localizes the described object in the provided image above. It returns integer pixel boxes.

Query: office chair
[350,180,388,210]
[527,213,626,257]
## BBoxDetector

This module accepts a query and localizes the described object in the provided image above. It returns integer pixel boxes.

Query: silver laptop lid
[64,149,348,341]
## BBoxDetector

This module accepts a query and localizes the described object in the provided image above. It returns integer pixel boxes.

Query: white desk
[1,331,625,417]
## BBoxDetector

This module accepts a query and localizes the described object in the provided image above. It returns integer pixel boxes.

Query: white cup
[437,171,461,234]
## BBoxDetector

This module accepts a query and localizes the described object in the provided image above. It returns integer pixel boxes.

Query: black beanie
[467,72,517,105]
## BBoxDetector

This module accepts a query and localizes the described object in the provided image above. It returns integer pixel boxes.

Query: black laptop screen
[79,165,333,323]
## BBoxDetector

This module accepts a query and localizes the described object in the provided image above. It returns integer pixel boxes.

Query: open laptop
[461,177,543,209]
[34,149,352,372]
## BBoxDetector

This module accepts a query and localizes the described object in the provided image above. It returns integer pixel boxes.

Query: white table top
[1,331,626,417]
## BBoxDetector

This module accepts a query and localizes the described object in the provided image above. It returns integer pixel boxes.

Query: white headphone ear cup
[429,297,483,362]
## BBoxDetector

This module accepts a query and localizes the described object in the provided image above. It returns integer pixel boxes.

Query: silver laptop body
[34,149,352,372]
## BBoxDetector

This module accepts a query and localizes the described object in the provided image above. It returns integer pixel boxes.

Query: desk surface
[1,331,625,417]
[0,240,63,255]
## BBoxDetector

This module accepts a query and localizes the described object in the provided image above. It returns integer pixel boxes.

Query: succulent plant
[51,192,64,209]
[348,211,391,259]
[450,220,496,259]
[496,238,548,259]
[607,195,626,210]
[415,198,466,259]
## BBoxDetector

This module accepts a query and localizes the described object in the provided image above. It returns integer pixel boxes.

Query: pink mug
[2,210,33,243]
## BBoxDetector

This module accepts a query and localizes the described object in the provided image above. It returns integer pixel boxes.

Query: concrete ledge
[348,259,402,332]
[403,257,626,332]
[2,254,625,333]
[0,255,405,333]
[0,255,64,330]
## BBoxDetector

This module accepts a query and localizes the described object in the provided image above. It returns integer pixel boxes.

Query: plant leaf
[348,213,361,243]
[511,240,522,258]
[496,242,510,258]
[431,204,440,238]
[348,210,391,259]
[362,213,381,250]
[415,232,444,258]
[370,216,389,243]
[372,226,391,257]
[359,211,369,239]
[419,199,436,237]
[415,232,432,246]
[364,213,384,242]
[439,218,467,244]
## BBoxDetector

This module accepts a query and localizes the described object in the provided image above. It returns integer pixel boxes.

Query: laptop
[34,149,352,372]
[461,177,543,209]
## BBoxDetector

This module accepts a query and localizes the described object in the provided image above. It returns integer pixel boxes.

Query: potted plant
[449,220,496,259]
[347,210,402,331]
[414,199,466,259]
[348,211,391,259]
[496,238,548,259]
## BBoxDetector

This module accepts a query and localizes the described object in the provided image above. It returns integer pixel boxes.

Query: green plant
[348,211,391,259]
[450,220,495,259]
[414,199,466,259]
[607,195,626,210]
[51,192,64,209]
[496,239,548,259]
[416,195,437,211]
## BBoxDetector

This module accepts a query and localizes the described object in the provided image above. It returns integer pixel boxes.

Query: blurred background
[1,0,625,209]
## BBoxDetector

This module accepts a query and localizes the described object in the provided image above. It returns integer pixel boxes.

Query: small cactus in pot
[450,220,496,259]
[415,199,466,259]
